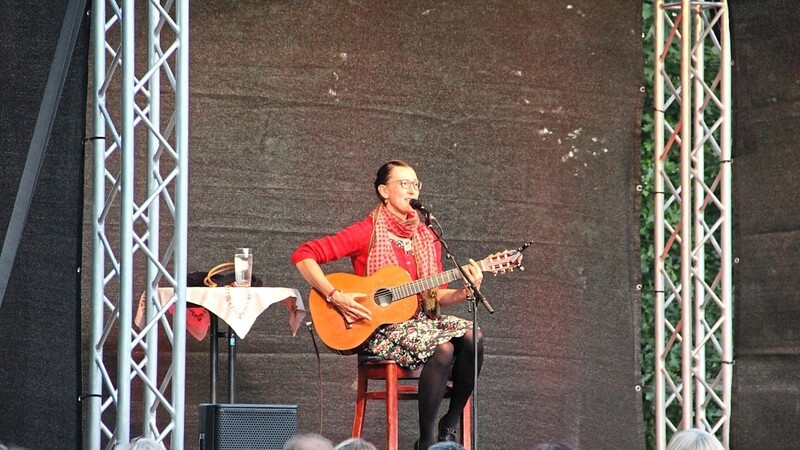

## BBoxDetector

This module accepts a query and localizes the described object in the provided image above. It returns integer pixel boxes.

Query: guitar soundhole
[374,288,393,307]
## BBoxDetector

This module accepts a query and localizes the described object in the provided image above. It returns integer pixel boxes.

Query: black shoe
[437,417,458,442]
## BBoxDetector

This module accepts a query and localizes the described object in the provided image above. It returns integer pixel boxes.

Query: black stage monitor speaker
[199,403,298,450]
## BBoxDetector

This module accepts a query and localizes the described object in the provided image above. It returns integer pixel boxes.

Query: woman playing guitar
[292,160,484,450]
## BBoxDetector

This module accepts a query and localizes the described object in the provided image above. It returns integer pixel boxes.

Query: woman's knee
[473,328,484,344]
[463,329,484,348]
[433,341,455,364]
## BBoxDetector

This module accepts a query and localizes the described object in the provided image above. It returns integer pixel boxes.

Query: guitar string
[385,252,517,301]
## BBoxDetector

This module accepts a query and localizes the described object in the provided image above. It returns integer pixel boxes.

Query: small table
[136,286,306,402]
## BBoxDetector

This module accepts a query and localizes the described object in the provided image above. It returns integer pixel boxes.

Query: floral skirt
[363,311,472,369]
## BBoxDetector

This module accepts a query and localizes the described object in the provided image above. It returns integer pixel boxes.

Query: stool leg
[461,395,472,450]
[353,365,368,437]
[386,363,399,450]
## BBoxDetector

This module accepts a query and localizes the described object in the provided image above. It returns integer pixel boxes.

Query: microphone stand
[424,212,493,450]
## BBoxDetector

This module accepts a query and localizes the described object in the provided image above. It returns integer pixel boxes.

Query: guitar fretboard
[388,264,475,301]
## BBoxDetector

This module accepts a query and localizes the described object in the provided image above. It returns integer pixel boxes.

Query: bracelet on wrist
[326,288,339,303]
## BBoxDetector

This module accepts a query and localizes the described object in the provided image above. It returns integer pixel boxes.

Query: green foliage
[640,4,660,447]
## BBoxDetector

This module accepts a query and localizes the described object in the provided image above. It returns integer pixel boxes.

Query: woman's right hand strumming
[326,289,372,323]
[295,258,372,322]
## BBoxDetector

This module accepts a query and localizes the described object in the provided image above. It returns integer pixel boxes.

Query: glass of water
[234,248,253,287]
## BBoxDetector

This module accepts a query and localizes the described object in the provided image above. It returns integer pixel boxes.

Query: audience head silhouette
[117,437,163,449]
[532,444,577,450]
[333,437,377,450]
[428,442,466,450]
[282,433,334,450]
[0,443,29,450]
[666,428,724,450]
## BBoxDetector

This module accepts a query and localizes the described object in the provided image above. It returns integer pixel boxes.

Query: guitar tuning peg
[518,265,525,271]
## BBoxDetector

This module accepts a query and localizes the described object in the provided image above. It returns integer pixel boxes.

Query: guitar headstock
[479,241,532,275]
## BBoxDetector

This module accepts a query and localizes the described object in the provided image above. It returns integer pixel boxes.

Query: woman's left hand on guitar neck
[439,258,483,307]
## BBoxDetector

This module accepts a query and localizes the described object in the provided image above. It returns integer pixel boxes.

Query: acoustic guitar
[308,242,531,354]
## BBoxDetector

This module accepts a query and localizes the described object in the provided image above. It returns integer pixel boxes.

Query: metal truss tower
[85,0,190,448]
[653,1,732,449]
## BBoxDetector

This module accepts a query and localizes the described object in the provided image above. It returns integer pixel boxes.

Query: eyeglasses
[387,179,422,191]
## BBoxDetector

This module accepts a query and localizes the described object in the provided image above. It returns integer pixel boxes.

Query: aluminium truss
[85,0,190,448]
[653,1,733,449]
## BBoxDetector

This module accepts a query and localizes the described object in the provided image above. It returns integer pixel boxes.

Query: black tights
[417,328,484,449]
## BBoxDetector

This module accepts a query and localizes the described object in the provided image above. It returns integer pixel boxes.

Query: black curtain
[729,1,800,448]
[0,1,645,448]
[0,1,646,448]
[0,2,89,449]
[163,2,646,449]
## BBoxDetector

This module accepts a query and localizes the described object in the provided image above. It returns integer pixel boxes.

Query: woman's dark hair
[374,160,412,202]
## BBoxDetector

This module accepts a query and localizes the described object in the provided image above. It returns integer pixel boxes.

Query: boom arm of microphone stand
[464,274,494,314]
[432,220,494,314]
[448,252,494,314]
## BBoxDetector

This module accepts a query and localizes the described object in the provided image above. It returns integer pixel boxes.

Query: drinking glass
[234,248,253,287]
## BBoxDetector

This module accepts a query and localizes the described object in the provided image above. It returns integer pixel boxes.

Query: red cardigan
[291,216,443,279]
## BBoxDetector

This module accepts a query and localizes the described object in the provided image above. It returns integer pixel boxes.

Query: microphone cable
[305,321,325,435]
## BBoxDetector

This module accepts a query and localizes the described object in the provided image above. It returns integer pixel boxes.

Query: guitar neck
[389,264,475,300]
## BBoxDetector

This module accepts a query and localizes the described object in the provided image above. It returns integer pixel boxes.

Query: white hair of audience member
[0,443,29,450]
[666,428,724,450]
[282,433,334,450]
[429,442,467,450]
[118,437,164,449]
[333,437,377,450]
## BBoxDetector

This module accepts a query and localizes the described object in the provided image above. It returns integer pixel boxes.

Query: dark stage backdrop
[0,2,89,450]
[729,1,800,449]
[81,1,644,449]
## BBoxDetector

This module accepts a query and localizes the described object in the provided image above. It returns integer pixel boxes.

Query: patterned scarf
[366,203,438,279]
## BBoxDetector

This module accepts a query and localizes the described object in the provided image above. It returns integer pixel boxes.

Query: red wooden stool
[352,355,472,450]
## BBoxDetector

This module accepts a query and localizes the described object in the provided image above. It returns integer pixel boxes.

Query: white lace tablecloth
[136,286,306,340]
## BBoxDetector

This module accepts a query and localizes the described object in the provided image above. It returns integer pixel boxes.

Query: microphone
[409,199,435,224]
[408,198,429,215]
